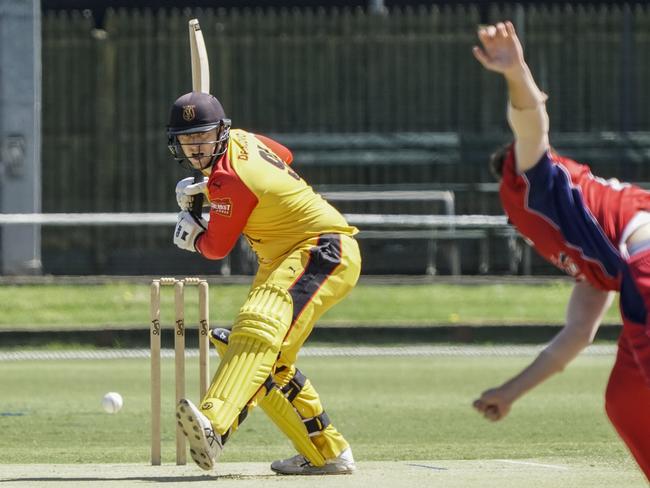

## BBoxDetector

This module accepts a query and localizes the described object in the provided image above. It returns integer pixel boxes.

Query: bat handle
[191,170,204,218]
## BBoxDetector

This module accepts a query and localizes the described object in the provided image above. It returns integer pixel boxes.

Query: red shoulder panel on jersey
[195,155,259,259]
[254,134,293,165]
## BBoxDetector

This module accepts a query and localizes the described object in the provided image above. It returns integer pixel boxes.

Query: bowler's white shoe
[270,447,356,475]
[176,398,223,471]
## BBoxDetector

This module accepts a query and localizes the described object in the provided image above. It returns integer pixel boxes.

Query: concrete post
[0,0,42,274]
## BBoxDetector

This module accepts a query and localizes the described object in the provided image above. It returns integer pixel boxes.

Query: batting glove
[176,176,209,211]
[173,211,207,252]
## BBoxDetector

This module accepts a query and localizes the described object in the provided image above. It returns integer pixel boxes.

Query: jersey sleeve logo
[551,252,584,279]
[210,198,233,217]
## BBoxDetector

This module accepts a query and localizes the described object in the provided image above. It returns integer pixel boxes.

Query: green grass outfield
[0,354,645,486]
[0,281,622,329]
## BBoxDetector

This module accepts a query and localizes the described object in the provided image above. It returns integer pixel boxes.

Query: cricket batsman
[166,91,360,475]
[471,22,650,481]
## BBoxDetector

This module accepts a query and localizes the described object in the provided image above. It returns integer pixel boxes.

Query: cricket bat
[188,18,209,217]
[189,19,210,93]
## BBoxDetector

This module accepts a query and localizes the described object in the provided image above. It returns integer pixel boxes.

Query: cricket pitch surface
[1,460,646,488]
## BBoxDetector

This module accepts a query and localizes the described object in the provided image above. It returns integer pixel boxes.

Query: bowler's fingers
[472,46,492,69]
[477,26,494,47]
[504,21,521,52]
[484,405,501,421]
[473,398,492,413]
[478,21,515,44]
[479,24,497,38]
[475,25,501,65]
[473,397,503,421]
[496,22,508,38]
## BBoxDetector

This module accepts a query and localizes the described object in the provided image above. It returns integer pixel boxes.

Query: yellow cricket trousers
[250,232,361,459]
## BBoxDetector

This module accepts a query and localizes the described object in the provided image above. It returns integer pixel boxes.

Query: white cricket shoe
[270,447,356,475]
[176,398,223,471]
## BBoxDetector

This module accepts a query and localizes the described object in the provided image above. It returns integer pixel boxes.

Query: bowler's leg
[605,325,650,482]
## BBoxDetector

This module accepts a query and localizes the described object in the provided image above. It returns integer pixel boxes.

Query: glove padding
[173,211,207,252]
[176,176,209,211]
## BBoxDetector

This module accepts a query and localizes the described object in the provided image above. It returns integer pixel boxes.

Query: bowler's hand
[472,21,525,76]
[176,176,208,211]
[473,386,513,422]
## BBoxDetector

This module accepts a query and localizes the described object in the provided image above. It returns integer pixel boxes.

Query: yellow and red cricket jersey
[195,129,357,265]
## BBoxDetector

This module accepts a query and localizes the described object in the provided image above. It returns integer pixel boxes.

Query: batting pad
[260,386,326,466]
[209,327,326,466]
[207,328,269,440]
[274,365,348,462]
[201,284,292,434]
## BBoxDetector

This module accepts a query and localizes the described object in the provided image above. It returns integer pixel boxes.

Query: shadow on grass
[4,474,277,483]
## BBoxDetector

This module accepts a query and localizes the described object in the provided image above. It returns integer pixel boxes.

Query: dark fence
[38,4,650,274]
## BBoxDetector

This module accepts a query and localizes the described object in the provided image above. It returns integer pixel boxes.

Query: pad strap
[280,369,307,402]
[237,407,249,426]
[303,412,331,436]
[263,374,276,394]
[211,328,230,345]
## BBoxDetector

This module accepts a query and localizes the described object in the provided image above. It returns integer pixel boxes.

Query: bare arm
[473,21,549,173]
[473,281,614,421]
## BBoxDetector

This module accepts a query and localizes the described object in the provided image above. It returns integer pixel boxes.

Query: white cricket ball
[101,392,123,414]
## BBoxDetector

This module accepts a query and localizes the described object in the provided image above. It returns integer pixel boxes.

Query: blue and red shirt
[500,146,650,294]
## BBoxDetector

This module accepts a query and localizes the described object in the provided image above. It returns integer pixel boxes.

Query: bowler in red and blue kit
[471,20,650,482]
[501,146,650,479]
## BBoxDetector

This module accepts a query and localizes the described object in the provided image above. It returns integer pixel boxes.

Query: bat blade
[189,18,210,94]
[188,18,211,217]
